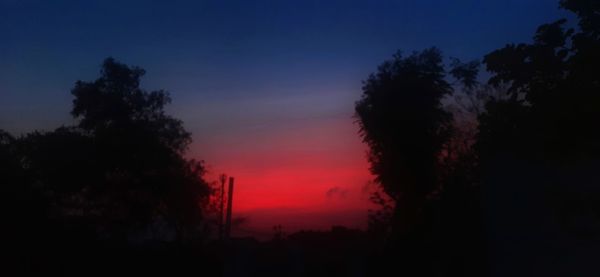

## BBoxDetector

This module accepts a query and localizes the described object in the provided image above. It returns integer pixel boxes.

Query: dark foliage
[477,1,600,275]
[355,47,485,276]
[5,58,212,274]
[356,48,452,203]
[4,0,600,275]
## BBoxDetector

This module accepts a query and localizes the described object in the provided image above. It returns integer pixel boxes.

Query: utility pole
[218,174,226,240]
[224,176,235,240]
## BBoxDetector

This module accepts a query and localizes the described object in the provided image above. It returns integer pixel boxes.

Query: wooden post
[225,177,234,239]
[219,174,226,240]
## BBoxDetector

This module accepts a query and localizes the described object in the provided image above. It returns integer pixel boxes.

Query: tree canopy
[8,58,211,245]
[355,48,452,204]
[480,0,600,162]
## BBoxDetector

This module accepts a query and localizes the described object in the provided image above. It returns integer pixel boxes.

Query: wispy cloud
[326,186,349,199]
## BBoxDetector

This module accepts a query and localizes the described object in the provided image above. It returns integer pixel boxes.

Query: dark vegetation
[4,58,216,275]
[355,0,600,275]
[2,0,600,276]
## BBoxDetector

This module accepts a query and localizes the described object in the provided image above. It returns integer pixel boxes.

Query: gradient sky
[1,0,569,236]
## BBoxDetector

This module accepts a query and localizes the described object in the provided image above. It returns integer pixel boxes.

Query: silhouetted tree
[480,0,600,160]
[366,187,394,240]
[356,48,489,276]
[10,58,211,248]
[71,58,191,153]
[0,129,20,186]
[477,0,600,274]
[4,58,217,274]
[436,76,488,276]
[2,130,24,248]
[355,48,458,275]
[355,48,452,230]
[479,0,600,178]
[66,58,211,241]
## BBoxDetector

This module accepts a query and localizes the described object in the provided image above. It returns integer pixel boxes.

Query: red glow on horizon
[193,115,376,236]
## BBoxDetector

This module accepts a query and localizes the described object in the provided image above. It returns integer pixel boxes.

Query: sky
[0,0,570,236]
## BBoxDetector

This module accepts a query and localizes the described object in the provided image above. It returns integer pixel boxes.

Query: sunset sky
[0,0,567,235]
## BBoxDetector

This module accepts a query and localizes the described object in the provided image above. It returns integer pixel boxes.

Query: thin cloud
[326,186,349,199]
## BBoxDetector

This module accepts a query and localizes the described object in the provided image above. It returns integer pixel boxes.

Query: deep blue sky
[1,0,570,134]
[0,0,573,231]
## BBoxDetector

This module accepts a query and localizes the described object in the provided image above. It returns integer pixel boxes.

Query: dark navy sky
[0,0,573,232]
[1,0,570,133]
